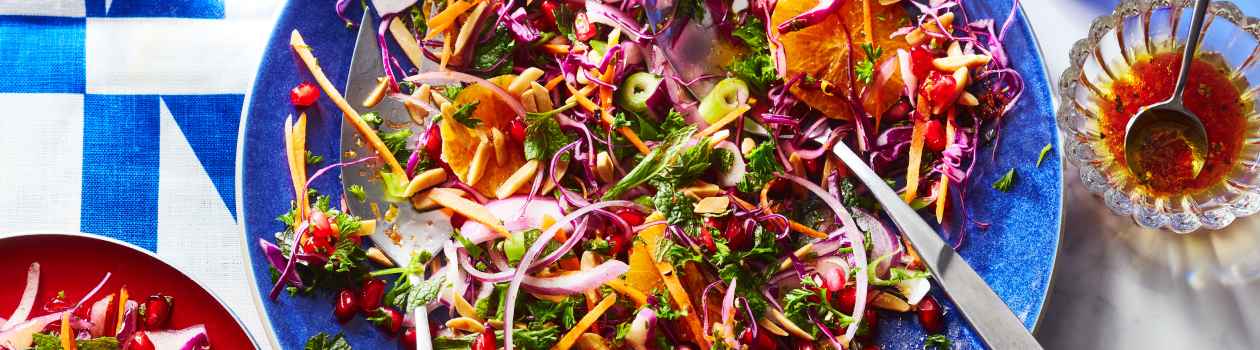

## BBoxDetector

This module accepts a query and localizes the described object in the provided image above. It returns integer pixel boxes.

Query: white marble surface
[1023,0,1260,348]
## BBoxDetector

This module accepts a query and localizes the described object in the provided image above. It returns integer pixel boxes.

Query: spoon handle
[1173,0,1212,102]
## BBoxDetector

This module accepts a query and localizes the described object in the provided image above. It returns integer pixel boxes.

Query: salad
[265,0,1031,349]
[0,263,211,350]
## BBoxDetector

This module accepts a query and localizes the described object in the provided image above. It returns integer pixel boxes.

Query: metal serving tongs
[830,141,1044,349]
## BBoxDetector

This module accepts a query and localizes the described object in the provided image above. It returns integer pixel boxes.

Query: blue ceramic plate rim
[235,1,1063,348]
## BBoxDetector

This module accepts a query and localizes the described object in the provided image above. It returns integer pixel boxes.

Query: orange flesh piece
[441,76,528,197]
[772,0,908,120]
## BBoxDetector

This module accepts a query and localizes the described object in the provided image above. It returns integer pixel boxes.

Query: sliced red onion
[459,249,513,282]
[440,241,468,307]
[855,209,899,277]
[404,71,526,118]
[503,200,635,349]
[521,260,629,295]
[270,221,310,299]
[816,256,850,291]
[412,306,433,350]
[144,324,210,350]
[88,294,113,336]
[720,278,739,349]
[459,197,571,244]
[779,174,867,342]
[0,312,63,349]
[586,0,653,42]
[390,92,440,117]
[625,308,657,350]
[1,262,39,331]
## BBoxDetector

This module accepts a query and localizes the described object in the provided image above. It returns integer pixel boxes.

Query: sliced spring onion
[698,78,750,124]
[618,72,662,115]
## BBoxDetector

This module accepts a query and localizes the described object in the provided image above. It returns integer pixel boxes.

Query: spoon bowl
[1123,101,1209,181]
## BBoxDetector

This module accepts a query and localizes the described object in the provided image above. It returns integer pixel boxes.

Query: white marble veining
[1024,0,1260,348]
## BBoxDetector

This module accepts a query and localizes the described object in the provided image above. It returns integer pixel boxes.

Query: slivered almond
[509,67,545,95]
[431,89,452,105]
[490,128,508,165]
[531,82,553,111]
[741,137,756,157]
[706,129,730,147]
[495,160,540,199]
[388,17,425,68]
[924,12,955,33]
[466,134,491,186]
[540,158,568,195]
[365,247,393,267]
[594,151,614,182]
[870,291,913,312]
[403,168,447,197]
[958,91,980,106]
[906,28,926,45]
[428,189,509,237]
[693,196,730,214]
[953,66,970,93]
[521,89,539,113]
[363,76,389,108]
[452,1,488,60]
[768,307,815,340]
[451,291,482,323]
[445,317,485,333]
[932,54,991,72]
[412,187,463,211]
[681,182,721,199]
[759,317,790,337]
[947,41,963,58]
[576,333,609,350]
[352,219,376,237]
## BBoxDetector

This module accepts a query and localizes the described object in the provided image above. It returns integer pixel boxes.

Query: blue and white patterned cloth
[0,0,280,341]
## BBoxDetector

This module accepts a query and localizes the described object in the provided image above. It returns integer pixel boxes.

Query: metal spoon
[1123,0,1211,181]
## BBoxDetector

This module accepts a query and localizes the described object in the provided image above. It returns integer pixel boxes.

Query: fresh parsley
[525,296,581,328]
[360,111,383,128]
[523,110,574,161]
[379,128,413,163]
[1037,143,1053,167]
[304,332,352,350]
[471,25,516,77]
[346,184,366,202]
[737,141,782,193]
[32,334,120,350]
[653,288,687,320]
[732,17,768,51]
[856,43,885,84]
[992,168,1017,192]
[450,101,482,128]
[305,150,323,165]
[728,51,777,91]
[924,334,953,350]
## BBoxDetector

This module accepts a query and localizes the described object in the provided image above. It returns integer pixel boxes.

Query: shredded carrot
[115,287,129,334]
[283,118,302,219]
[439,29,453,69]
[935,110,957,222]
[903,115,929,203]
[423,0,477,40]
[289,30,406,177]
[790,220,829,239]
[542,44,572,55]
[60,312,76,350]
[565,84,600,112]
[553,295,617,350]
[639,212,708,349]
[605,279,649,306]
[545,75,566,91]
[695,104,752,140]
[293,113,309,216]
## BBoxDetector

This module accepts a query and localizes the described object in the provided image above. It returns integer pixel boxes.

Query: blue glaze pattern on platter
[237,1,1062,349]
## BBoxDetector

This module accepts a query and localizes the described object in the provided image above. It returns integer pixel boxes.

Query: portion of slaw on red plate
[268,0,1029,349]
[0,262,210,350]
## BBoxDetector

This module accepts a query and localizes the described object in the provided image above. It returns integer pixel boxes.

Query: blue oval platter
[237,0,1063,348]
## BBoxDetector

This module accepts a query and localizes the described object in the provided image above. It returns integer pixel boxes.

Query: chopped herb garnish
[523,109,574,161]
[304,332,352,350]
[924,334,953,350]
[737,141,782,193]
[993,168,1017,192]
[450,101,482,128]
[305,150,323,165]
[347,184,366,202]
[1037,143,1053,167]
[856,43,884,84]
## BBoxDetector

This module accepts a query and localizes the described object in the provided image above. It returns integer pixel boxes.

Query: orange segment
[772,0,910,120]
[441,75,528,197]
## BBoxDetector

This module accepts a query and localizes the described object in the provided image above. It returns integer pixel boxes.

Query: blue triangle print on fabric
[162,95,243,220]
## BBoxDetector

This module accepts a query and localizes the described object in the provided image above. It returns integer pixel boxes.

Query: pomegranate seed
[472,326,496,350]
[401,327,417,349]
[290,82,320,108]
[910,46,936,79]
[309,211,334,240]
[917,295,945,333]
[614,208,645,226]
[609,234,628,257]
[921,71,958,112]
[424,124,443,160]
[725,217,750,250]
[140,294,174,330]
[369,307,404,335]
[360,279,387,313]
[574,12,597,42]
[509,118,527,144]
[740,328,778,350]
[128,332,156,350]
[334,289,359,323]
[837,287,857,314]
[924,119,947,152]
[856,308,879,341]
[699,226,716,252]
